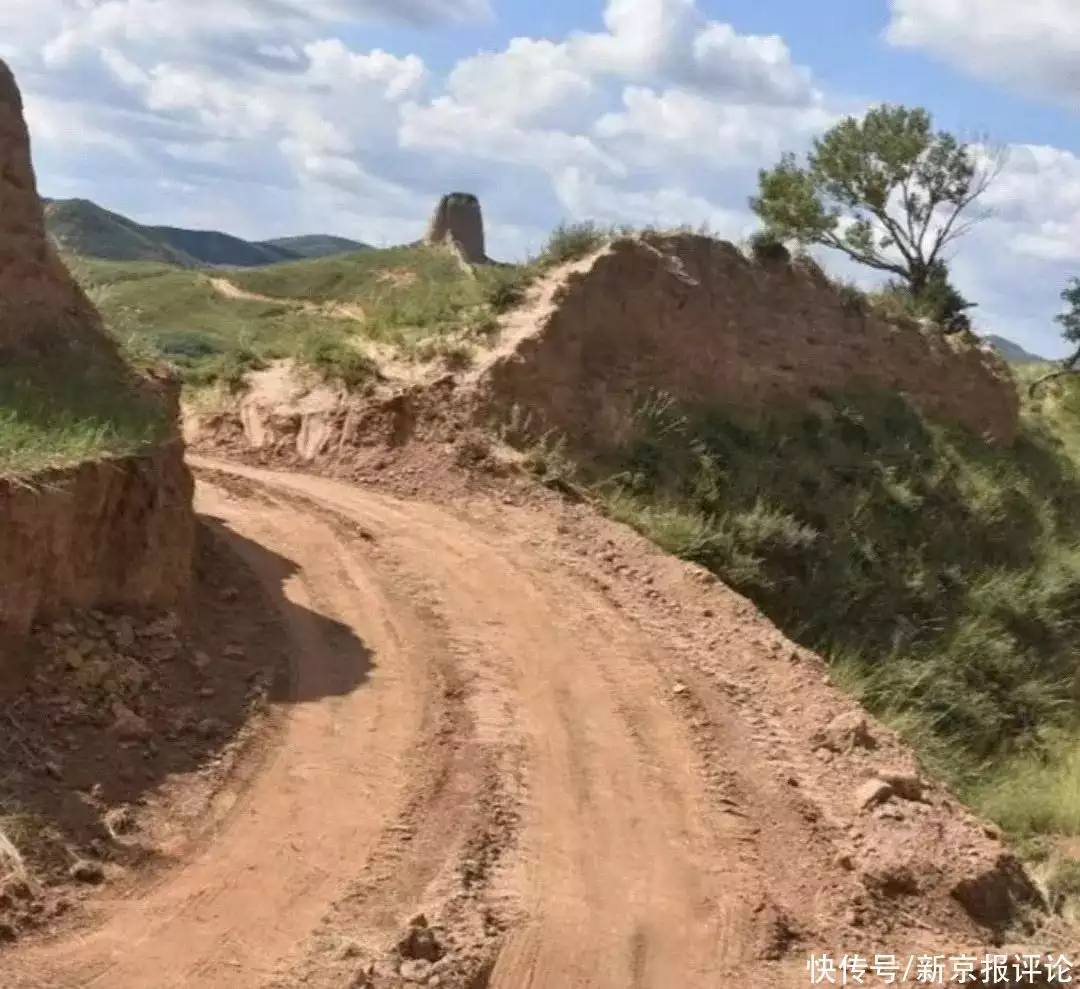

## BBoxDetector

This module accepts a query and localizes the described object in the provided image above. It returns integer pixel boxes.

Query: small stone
[337,939,363,960]
[111,703,152,741]
[223,644,245,660]
[812,711,878,754]
[398,916,442,962]
[0,920,16,942]
[63,647,85,670]
[835,852,855,870]
[52,621,75,636]
[199,687,216,699]
[220,587,239,602]
[855,778,894,811]
[672,682,689,695]
[879,770,925,802]
[193,652,212,671]
[104,805,135,837]
[112,617,135,649]
[400,958,433,982]
[69,859,105,884]
[196,717,223,739]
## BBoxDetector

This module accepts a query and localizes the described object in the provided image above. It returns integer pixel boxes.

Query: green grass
[539,221,611,265]
[569,383,1080,829]
[68,246,536,391]
[0,335,170,477]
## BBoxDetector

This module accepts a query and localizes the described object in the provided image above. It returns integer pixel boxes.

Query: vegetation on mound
[751,103,999,334]
[554,383,1080,835]
[0,338,170,476]
[68,246,533,390]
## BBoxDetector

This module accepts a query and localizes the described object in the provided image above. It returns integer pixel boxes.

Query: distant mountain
[982,334,1050,365]
[41,198,370,268]
[259,234,368,259]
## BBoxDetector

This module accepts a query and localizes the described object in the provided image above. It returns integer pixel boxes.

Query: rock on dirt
[855,778,895,811]
[812,711,878,753]
[68,860,105,885]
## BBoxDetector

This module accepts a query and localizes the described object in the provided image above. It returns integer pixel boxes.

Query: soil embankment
[0,445,194,638]
[480,233,1018,453]
[0,56,195,641]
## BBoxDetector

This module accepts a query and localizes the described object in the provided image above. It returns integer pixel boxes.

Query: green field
[68,246,533,390]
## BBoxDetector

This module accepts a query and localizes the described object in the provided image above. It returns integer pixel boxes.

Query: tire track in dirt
[0,475,467,989]
[181,457,845,988]
[2,453,999,989]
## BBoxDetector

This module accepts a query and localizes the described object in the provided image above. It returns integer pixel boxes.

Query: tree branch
[820,230,909,279]
[1028,348,1080,398]
[926,153,1003,269]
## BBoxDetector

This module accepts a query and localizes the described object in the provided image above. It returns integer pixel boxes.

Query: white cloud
[886,0,1080,104]
[553,166,751,239]
[0,0,1077,362]
[37,0,489,66]
[981,145,1080,264]
[444,38,594,127]
[594,86,838,168]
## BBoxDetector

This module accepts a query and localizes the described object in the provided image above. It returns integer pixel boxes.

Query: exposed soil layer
[0,443,195,639]
[480,234,1019,451]
[0,521,287,947]
[1,451,1063,989]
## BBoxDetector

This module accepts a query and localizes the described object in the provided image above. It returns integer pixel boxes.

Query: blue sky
[3,0,1079,357]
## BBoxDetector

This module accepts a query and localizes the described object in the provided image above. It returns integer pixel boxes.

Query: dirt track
[0,456,1046,988]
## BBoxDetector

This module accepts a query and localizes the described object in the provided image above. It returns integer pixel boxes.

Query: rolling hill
[982,334,1049,364]
[42,198,370,268]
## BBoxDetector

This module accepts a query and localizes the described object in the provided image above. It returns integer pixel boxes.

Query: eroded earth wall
[0,56,195,637]
[482,233,1018,453]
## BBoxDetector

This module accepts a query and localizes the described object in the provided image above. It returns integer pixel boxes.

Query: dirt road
[0,457,1031,988]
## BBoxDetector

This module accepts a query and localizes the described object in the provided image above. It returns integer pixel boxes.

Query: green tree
[1029,278,1080,396]
[750,104,1002,300]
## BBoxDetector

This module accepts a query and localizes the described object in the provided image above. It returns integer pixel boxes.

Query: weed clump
[298,336,380,391]
[587,386,1080,819]
[540,221,609,266]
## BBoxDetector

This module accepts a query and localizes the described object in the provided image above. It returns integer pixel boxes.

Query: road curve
[1,455,900,988]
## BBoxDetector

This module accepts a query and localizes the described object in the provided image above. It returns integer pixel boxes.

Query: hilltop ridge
[42,197,370,269]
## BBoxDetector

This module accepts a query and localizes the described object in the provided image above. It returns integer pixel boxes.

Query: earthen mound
[0,56,194,636]
[0,61,118,359]
[478,231,1018,453]
[423,192,488,265]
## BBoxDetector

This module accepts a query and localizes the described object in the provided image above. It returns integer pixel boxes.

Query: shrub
[298,336,380,391]
[747,230,791,265]
[540,221,608,266]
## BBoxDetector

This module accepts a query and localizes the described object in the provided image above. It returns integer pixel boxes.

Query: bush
[747,230,791,265]
[298,336,380,391]
[540,221,608,266]
[186,346,266,392]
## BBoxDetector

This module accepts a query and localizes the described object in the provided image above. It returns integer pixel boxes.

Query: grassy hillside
[43,198,369,268]
[539,374,1080,840]
[0,344,169,476]
[66,245,531,389]
[0,280,170,477]
[260,234,371,259]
